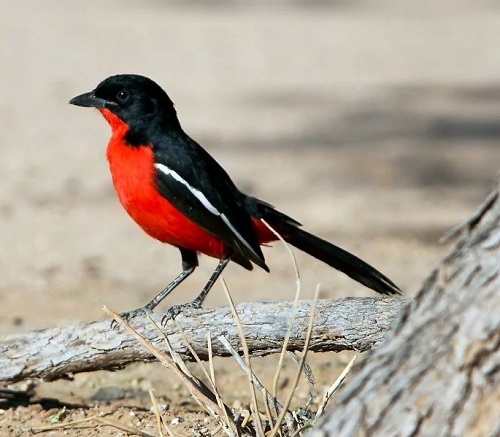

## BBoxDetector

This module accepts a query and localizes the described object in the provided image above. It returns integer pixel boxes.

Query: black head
[69,74,177,127]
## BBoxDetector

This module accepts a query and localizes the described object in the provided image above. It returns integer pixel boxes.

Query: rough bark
[0,297,406,385]
[310,183,500,437]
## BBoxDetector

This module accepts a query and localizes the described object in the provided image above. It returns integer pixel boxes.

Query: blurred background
[0,0,499,334]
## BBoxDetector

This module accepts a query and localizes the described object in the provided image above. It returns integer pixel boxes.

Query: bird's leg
[162,256,231,325]
[112,249,198,327]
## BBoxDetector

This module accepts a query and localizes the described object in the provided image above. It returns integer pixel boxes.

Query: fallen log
[0,297,406,384]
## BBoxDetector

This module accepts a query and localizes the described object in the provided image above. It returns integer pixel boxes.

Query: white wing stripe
[154,162,259,258]
[220,213,259,257]
[154,163,221,216]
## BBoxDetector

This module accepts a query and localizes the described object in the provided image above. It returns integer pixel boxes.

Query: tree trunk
[310,183,500,437]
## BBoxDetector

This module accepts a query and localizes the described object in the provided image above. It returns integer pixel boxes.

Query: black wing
[152,130,268,271]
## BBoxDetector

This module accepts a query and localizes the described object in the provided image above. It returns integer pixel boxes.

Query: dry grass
[28,292,355,436]
[29,228,356,436]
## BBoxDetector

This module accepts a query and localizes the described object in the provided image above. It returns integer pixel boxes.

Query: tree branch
[0,297,406,385]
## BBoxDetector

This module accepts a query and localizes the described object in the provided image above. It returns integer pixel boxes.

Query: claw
[110,306,153,329]
[161,301,201,326]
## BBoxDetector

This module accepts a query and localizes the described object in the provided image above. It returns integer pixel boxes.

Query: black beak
[69,91,116,108]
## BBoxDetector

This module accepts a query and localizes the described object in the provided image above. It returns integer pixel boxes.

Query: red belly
[106,137,229,258]
[101,103,279,261]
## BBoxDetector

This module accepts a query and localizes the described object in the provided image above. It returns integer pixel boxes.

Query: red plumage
[70,74,401,322]
[103,108,276,260]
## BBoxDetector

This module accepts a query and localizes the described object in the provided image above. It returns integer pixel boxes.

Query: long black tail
[254,199,401,296]
[283,225,401,295]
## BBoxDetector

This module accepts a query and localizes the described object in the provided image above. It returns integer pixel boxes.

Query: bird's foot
[110,306,153,329]
[161,301,202,326]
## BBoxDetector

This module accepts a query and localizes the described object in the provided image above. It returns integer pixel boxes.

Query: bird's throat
[99,108,129,139]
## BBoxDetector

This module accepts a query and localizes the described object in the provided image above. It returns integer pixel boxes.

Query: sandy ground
[0,1,499,435]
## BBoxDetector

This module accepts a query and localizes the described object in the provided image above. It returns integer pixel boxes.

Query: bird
[70,74,401,322]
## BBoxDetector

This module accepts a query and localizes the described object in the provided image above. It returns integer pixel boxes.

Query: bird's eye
[116,90,129,102]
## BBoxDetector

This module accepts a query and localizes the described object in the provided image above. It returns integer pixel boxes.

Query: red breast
[101,109,230,258]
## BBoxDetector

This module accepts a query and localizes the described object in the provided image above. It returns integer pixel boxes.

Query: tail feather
[250,196,401,296]
[283,225,401,295]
